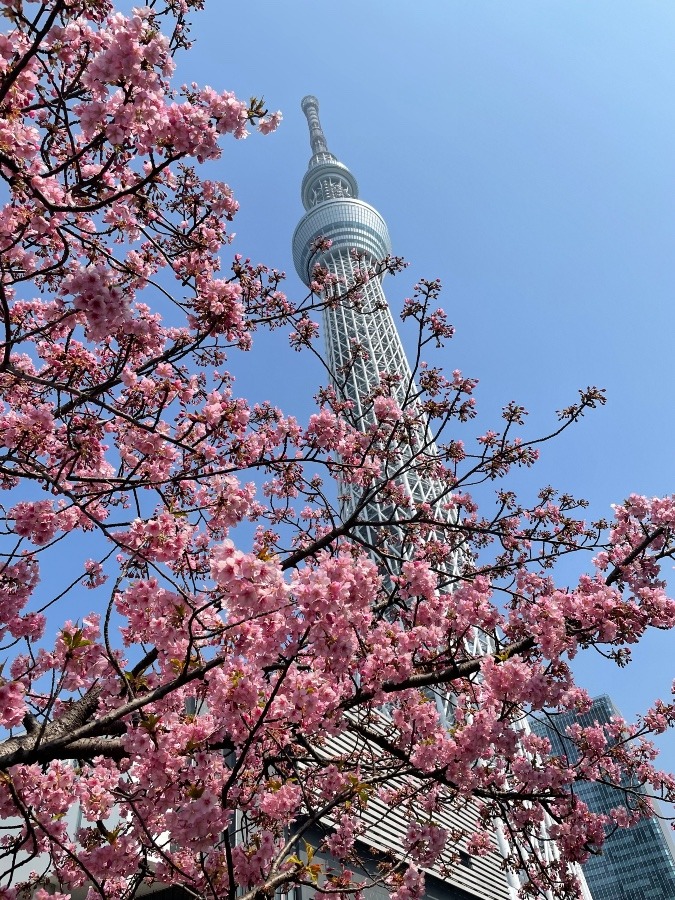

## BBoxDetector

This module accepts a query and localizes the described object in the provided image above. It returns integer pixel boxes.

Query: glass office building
[531,695,675,899]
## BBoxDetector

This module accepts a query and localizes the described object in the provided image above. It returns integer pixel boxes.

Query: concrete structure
[531,695,675,900]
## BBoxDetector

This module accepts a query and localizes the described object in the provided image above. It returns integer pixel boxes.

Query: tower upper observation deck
[292,96,391,284]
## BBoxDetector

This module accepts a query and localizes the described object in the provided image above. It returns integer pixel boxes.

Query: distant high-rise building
[292,95,513,900]
[531,695,675,900]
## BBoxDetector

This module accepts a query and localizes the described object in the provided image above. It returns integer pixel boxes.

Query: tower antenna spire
[301,95,328,155]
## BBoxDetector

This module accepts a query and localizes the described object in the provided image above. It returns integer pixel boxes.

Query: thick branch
[0,652,229,770]
[35,737,127,764]
[605,527,666,586]
[342,635,536,710]
[0,685,103,768]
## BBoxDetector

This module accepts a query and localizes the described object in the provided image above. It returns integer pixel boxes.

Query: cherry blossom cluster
[0,4,673,900]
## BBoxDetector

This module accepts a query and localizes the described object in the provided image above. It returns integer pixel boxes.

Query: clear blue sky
[174,2,675,776]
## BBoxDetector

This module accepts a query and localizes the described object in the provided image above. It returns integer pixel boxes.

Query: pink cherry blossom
[0,4,672,900]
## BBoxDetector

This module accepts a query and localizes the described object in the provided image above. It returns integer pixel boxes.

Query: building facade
[531,695,675,900]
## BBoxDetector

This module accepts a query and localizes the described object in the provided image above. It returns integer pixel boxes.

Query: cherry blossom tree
[0,3,674,900]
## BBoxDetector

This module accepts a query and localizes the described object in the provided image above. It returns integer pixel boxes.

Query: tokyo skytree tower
[291,98,595,900]
[291,99,518,900]
[292,96,460,581]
